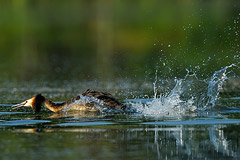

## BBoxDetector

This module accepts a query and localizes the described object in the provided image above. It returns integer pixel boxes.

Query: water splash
[62,95,106,112]
[131,64,238,117]
[205,64,235,108]
[63,95,123,113]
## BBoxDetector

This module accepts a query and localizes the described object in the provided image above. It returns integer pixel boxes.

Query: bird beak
[12,101,27,110]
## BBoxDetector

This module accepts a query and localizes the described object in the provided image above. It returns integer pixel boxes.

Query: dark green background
[0,0,239,81]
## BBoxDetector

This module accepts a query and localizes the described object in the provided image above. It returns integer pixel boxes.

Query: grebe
[12,89,126,113]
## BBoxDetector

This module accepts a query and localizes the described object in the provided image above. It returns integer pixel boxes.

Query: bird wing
[82,89,125,109]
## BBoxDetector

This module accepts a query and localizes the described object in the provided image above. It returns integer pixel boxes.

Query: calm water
[0,67,240,160]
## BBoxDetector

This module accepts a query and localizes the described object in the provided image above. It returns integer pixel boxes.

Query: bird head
[12,94,45,113]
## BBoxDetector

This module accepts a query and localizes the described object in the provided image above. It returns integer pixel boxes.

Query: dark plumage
[82,89,126,109]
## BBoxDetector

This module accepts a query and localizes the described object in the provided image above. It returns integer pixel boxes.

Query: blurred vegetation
[0,0,240,81]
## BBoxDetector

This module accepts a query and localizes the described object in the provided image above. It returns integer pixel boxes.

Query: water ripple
[58,121,116,126]
[142,119,240,125]
[0,120,51,126]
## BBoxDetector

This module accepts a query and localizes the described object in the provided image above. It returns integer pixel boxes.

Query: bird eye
[26,101,28,103]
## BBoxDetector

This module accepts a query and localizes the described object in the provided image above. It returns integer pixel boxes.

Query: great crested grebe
[12,89,126,113]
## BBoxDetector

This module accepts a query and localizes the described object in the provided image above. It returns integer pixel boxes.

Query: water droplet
[168,45,171,47]
[234,55,239,59]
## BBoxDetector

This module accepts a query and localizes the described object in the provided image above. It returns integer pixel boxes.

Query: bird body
[12,89,126,113]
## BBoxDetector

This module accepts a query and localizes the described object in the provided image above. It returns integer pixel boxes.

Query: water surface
[0,67,240,159]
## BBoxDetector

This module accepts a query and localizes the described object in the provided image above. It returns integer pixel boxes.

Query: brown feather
[82,89,126,109]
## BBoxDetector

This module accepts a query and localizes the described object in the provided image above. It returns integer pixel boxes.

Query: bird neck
[43,99,67,112]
